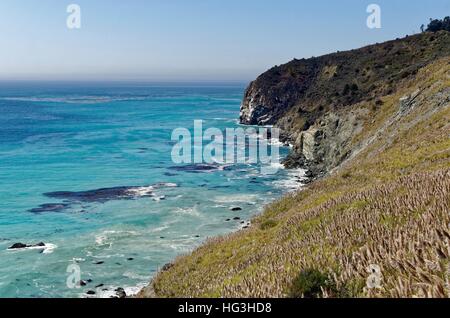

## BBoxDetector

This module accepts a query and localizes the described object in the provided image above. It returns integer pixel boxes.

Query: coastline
[88,172,308,298]
[136,164,309,298]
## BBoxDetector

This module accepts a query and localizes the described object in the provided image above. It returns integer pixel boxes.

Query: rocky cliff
[240,31,450,177]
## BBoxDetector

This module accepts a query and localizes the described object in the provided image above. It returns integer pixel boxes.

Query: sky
[0,0,448,81]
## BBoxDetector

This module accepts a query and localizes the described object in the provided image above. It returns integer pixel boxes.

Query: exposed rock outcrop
[240,31,450,177]
[8,242,45,250]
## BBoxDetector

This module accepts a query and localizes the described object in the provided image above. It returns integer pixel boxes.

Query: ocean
[0,82,304,298]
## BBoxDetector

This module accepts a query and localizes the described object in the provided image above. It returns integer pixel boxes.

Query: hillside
[139,32,450,298]
[241,31,450,177]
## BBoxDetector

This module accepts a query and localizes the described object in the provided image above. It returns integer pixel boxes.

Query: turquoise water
[0,82,302,298]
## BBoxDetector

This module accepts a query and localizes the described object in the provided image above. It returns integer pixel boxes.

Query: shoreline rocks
[115,287,127,298]
[161,263,174,272]
[239,32,450,179]
[8,242,46,250]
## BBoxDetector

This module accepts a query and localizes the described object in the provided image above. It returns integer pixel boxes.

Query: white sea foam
[95,230,139,246]
[269,138,285,147]
[124,284,147,296]
[125,183,177,198]
[94,283,147,298]
[126,186,154,198]
[95,234,108,246]
[148,225,170,233]
[155,182,178,188]
[41,243,57,254]
[214,194,259,204]
[173,206,202,217]
[153,195,166,202]
[273,168,308,192]
[269,162,285,170]
[122,271,150,281]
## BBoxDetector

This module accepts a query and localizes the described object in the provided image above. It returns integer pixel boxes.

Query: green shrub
[289,269,330,298]
[341,171,352,179]
[260,219,278,230]
[426,16,450,32]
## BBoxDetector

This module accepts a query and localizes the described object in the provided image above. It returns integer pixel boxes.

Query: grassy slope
[141,57,450,298]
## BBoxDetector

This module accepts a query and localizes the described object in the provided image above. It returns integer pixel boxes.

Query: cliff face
[240,31,450,177]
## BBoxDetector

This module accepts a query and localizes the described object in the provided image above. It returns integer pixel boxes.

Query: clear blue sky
[0,0,448,81]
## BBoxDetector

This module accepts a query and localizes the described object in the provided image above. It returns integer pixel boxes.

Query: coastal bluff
[240,31,450,177]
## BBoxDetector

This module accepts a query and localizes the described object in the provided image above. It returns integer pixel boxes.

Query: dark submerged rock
[29,203,70,213]
[8,242,47,250]
[163,172,178,177]
[168,164,223,173]
[9,243,27,249]
[44,186,151,203]
[42,183,177,204]
[115,287,127,298]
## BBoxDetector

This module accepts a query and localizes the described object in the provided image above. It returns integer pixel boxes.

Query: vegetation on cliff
[425,16,450,32]
[139,33,450,298]
[240,31,450,177]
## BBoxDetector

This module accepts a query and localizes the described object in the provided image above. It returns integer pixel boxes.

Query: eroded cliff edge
[240,31,450,177]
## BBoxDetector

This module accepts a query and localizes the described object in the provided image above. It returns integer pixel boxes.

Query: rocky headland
[240,31,450,178]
